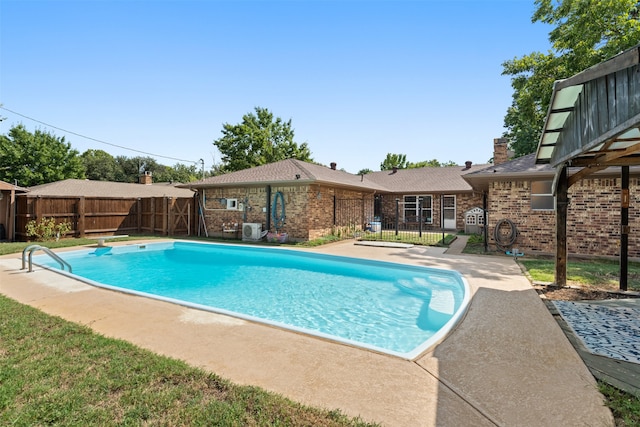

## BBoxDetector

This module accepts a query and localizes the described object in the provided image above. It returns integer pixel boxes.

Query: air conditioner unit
[242,223,262,241]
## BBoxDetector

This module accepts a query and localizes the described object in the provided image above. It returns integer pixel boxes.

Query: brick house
[365,163,487,231]
[181,158,488,241]
[464,138,640,258]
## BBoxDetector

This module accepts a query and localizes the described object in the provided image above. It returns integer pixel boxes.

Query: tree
[213,107,312,172]
[502,0,640,157]
[81,149,118,181]
[114,156,163,183]
[357,168,373,175]
[0,124,84,186]
[154,163,200,183]
[406,159,457,168]
[380,153,408,171]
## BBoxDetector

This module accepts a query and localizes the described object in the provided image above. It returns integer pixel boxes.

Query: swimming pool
[33,241,470,359]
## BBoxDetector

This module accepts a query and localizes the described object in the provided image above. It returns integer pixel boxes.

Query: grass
[0,294,376,426]
[520,258,640,291]
[599,382,640,426]
[293,235,345,247]
[462,234,640,422]
[358,230,455,246]
[0,236,375,425]
[4,235,640,424]
[463,235,640,291]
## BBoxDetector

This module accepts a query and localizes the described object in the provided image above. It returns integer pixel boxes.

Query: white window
[531,181,555,210]
[466,215,476,225]
[403,195,433,224]
[226,198,238,210]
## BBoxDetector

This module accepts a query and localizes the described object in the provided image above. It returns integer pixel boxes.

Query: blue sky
[0,0,552,175]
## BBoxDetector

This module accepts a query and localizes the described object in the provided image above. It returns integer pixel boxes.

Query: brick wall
[378,192,482,229]
[202,185,373,241]
[488,177,640,257]
[493,138,510,165]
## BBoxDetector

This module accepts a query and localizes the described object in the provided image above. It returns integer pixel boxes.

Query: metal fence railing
[357,217,453,246]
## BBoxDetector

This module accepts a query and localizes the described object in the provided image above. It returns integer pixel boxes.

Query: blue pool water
[34,241,470,359]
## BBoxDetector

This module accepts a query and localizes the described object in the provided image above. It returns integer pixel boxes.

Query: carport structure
[535,43,640,289]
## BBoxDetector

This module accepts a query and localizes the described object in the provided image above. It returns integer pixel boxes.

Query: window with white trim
[531,181,555,210]
[403,195,433,224]
[226,198,238,210]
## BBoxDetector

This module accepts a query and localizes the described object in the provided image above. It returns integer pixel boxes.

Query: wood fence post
[8,189,15,241]
[162,197,169,235]
[77,196,86,238]
[150,198,156,235]
[34,196,42,223]
[167,197,175,236]
[137,198,142,233]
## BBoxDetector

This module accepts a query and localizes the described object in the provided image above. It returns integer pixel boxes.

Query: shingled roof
[28,179,194,198]
[0,180,28,193]
[181,159,489,194]
[464,153,640,191]
[180,159,387,192]
[365,163,489,193]
[463,153,554,188]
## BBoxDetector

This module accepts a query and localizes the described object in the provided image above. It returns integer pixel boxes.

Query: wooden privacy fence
[15,195,194,240]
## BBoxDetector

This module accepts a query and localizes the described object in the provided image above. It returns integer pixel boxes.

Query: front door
[442,195,456,229]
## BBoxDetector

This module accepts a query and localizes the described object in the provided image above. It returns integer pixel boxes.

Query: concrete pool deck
[0,240,613,426]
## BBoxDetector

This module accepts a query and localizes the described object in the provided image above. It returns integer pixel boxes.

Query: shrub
[25,218,72,241]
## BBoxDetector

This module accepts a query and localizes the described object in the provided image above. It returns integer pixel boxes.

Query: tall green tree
[213,107,312,172]
[357,168,373,175]
[153,163,200,183]
[0,124,84,186]
[406,159,457,168]
[380,153,408,170]
[502,0,640,157]
[81,149,118,181]
[113,156,163,183]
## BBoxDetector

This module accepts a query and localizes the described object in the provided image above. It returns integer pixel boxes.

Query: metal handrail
[21,244,72,273]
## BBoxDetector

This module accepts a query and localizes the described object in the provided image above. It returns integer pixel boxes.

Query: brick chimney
[493,137,510,165]
[139,171,153,185]
[330,162,337,170]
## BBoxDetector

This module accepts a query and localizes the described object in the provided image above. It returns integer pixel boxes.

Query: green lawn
[0,295,375,426]
[463,236,640,291]
[520,258,640,291]
[1,237,378,425]
[3,236,640,425]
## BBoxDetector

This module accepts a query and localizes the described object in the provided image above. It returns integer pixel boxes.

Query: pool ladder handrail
[21,244,72,273]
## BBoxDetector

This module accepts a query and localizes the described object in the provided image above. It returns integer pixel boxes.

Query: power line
[0,106,199,164]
